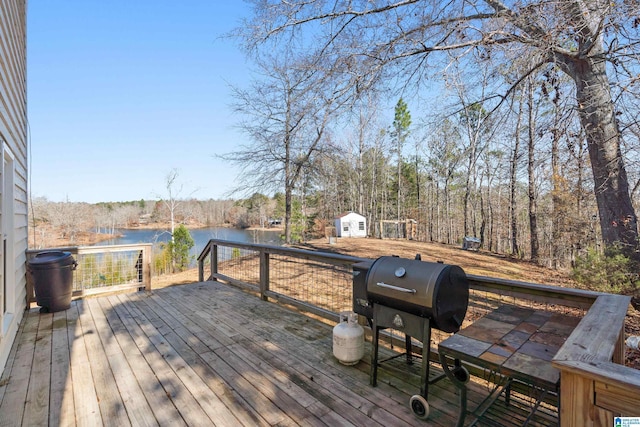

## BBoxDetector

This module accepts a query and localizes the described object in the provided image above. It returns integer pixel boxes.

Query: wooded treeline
[220,0,640,281]
[28,197,245,248]
[220,68,631,270]
[308,94,603,269]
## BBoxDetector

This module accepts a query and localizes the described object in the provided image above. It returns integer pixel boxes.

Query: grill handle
[375,282,417,294]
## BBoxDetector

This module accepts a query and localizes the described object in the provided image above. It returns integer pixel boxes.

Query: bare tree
[444,63,496,241]
[240,0,640,256]
[223,50,343,243]
[510,88,523,257]
[157,169,197,246]
[46,199,93,243]
[526,78,540,262]
[312,93,388,235]
[162,169,182,244]
[425,118,464,244]
[478,148,505,252]
[29,196,49,248]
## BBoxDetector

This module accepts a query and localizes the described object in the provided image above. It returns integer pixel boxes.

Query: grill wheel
[409,394,430,419]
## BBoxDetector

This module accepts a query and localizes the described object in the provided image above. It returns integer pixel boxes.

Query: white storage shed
[335,212,367,238]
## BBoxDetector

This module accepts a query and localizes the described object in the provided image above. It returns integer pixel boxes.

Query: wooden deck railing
[552,294,640,425]
[26,243,152,307]
[468,275,640,424]
[198,238,640,426]
[198,239,366,321]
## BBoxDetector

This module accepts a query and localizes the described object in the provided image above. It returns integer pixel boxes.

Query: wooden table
[438,304,581,426]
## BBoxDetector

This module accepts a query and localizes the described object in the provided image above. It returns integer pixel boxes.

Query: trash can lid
[28,251,73,266]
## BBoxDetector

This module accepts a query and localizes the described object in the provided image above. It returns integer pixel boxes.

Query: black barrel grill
[352,255,469,419]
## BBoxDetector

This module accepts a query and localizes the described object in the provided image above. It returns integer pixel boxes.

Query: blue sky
[28,1,253,203]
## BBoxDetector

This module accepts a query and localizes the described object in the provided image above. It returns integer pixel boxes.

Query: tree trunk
[551,111,561,268]
[527,81,540,262]
[284,128,293,244]
[357,115,365,215]
[284,187,292,243]
[567,55,638,255]
[510,93,522,257]
[415,144,420,241]
[463,151,475,237]
[479,190,486,248]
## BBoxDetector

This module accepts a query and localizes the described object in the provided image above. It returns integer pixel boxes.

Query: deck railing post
[143,244,152,291]
[198,249,205,282]
[199,241,210,282]
[259,250,269,301]
[212,244,218,281]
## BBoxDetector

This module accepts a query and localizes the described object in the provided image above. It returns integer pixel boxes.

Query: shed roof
[335,211,365,219]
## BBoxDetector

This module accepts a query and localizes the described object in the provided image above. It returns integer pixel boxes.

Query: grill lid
[366,256,469,333]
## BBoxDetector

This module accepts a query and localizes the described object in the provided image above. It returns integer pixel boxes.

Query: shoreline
[29,222,284,249]
[122,222,283,232]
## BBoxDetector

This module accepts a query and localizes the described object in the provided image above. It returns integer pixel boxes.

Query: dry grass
[298,237,577,287]
[153,237,578,292]
[152,267,200,289]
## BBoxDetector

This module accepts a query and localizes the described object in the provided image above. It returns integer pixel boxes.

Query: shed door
[349,220,359,237]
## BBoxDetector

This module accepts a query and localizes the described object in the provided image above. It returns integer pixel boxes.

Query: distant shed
[335,212,367,238]
[462,236,481,251]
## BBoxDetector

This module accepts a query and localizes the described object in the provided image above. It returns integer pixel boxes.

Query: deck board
[174,285,424,426]
[67,300,101,426]
[49,309,75,427]
[87,297,159,427]
[137,294,281,427]
[180,284,459,425]
[160,287,379,425]
[77,299,131,426]
[23,312,52,426]
[0,281,559,426]
[99,296,186,427]
[132,295,248,427]
[114,293,220,426]
[0,309,39,427]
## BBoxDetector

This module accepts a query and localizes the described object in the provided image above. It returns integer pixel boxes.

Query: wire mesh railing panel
[268,254,353,314]
[26,244,152,301]
[73,249,144,290]
[430,288,589,349]
[216,245,261,288]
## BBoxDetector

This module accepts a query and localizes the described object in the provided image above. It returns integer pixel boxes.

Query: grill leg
[405,334,413,365]
[420,320,431,398]
[371,318,380,387]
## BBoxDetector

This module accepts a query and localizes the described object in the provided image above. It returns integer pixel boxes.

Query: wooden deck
[0,282,559,426]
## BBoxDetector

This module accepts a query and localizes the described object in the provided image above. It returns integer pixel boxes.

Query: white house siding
[0,0,28,374]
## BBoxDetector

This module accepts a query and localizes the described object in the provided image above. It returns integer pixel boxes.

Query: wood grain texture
[1,282,565,426]
[0,310,38,426]
[554,294,630,364]
[22,313,52,426]
[441,303,580,391]
[49,310,75,427]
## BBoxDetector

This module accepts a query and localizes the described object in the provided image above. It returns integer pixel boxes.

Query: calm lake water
[96,227,283,258]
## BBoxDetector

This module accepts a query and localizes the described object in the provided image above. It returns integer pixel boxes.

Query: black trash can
[28,251,77,313]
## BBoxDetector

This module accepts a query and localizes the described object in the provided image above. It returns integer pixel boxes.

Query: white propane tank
[626,335,640,350]
[333,311,365,365]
